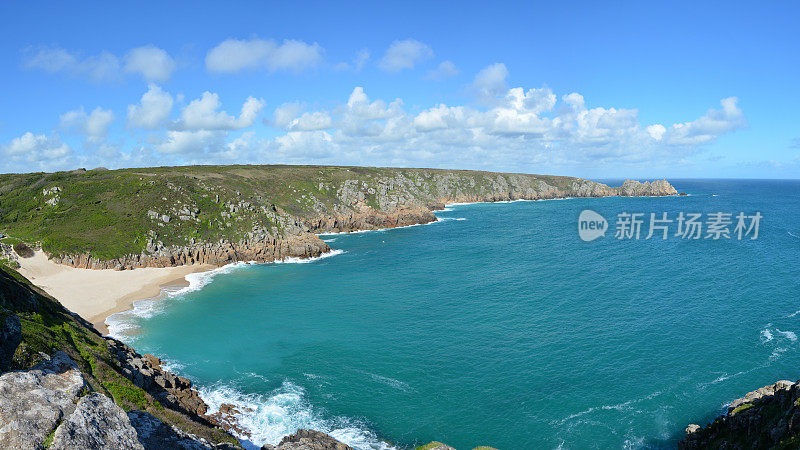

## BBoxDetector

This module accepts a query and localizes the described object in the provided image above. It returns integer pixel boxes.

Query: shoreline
[12,193,682,335]
[15,194,681,335]
[16,251,217,335]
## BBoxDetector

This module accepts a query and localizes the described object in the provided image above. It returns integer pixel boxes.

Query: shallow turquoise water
[112,179,800,449]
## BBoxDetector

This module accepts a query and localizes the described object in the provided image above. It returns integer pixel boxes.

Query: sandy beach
[16,251,215,334]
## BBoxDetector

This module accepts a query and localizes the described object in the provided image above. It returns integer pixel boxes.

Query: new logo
[578,210,607,241]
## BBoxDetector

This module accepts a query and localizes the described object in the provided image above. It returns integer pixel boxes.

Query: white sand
[16,251,214,334]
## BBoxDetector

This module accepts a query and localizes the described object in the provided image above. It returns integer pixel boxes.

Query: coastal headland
[0,165,677,333]
[0,165,679,449]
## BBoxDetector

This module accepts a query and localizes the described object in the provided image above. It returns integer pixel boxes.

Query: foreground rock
[0,264,239,448]
[680,379,800,448]
[261,429,353,450]
[50,392,143,449]
[0,351,86,448]
[128,411,238,449]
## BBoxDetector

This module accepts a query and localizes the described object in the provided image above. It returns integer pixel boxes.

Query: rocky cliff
[0,165,677,270]
[680,379,800,448]
[0,263,363,449]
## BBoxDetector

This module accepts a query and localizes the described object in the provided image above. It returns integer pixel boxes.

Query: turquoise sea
[109,179,800,449]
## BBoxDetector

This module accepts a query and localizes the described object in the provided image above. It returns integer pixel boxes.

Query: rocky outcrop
[680,379,800,448]
[128,411,238,449]
[617,179,678,197]
[306,206,437,233]
[261,429,353,450]
[105,338,211,421]
[50,232,330,270]
[0,243,20,269]
[0,351,86,448]
[50,392,143,450]
[0,348,240,449]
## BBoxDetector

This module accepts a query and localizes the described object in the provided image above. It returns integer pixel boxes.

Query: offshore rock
[617,179,678,196]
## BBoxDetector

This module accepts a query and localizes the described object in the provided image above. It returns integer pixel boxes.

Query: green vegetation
[0,264,239,447]
[103,380,149,411]
[42,426,56,448]
[416,442,448,450]
[0,165,590,262]
[731,402,754,414]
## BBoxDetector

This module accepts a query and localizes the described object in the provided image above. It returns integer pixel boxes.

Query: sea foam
[107,249,346,340]
[199,381,394,450]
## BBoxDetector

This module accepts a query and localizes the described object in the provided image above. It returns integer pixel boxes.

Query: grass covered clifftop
[0,165,676,267]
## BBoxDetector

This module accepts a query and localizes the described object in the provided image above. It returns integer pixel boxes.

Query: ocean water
[109,179,800,449]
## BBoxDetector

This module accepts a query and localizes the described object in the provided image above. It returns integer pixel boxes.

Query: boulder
[261,429,353,450]
[51,393,143,450]
[0,351,86,448]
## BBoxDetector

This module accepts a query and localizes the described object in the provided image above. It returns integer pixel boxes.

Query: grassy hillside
[0,164,659,263]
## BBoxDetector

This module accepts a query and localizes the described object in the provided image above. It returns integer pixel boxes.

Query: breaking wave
[107,250,346,340]
[199,381,394,450]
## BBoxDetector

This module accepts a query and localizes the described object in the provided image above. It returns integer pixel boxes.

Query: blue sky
[0,0,797,178]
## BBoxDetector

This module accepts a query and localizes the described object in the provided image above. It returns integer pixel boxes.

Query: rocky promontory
[0,165,677,270]
[681,379,800,448]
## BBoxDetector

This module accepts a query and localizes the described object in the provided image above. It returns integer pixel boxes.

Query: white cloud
[472,63,508,103]
[157,130,224,154]
[246,85,747,172]
[205,38,324,73]
[664,97,746,145]
[378,39,433,72]
[59,107,115,143]
[2,132,72,165]
[24,47,121,81]
[425,61,459,80]
[177,92,264,130]
[24,45,176,82]
[271,103,332,131]
[344,87,403,120]
[127,84,174,129]
[124,45,177,82]
[647,124,666,141]
[353,49,370,72]
[273,102,305,128]
[291,112,333,131]
[335,49,370,72]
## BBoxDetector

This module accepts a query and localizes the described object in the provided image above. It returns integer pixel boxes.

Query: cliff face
[0,264,361,449]
[0,165,676,270]
[681,379,800,448]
